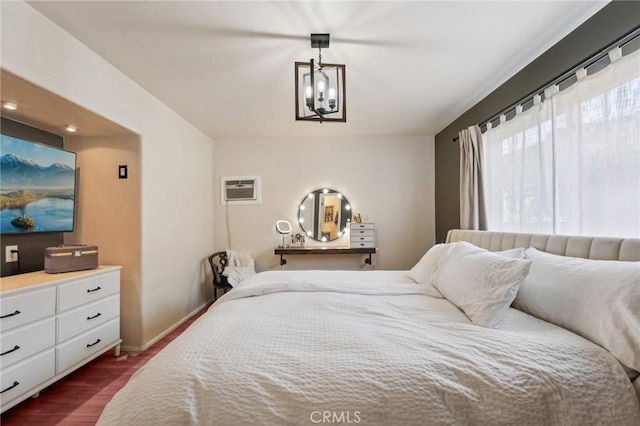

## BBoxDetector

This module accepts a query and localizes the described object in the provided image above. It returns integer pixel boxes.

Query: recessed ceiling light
[65,124,77,133]
[2,101,17,110]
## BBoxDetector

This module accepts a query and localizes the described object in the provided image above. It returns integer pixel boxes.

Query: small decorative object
[293,233,306,247]
[353,213,362,223]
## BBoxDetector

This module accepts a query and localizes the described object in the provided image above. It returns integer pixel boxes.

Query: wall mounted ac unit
[221,175,261,205]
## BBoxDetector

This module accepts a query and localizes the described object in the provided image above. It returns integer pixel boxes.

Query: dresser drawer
[0,287,56,332]
[350,223,374,230]
[1,317,55,369]
[350,229,374,237]
[57,295,119,343]
[57,272,120,313]
[56,318,119,373]
[350,241,376,248]
[351,235,375,243]
[0,348,55,407]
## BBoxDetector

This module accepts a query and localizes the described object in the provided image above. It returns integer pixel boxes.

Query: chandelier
[295,34,346,123]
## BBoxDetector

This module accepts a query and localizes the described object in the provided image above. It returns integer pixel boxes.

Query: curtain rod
[452,25,640,143]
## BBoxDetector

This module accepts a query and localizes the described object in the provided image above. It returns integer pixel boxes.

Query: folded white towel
[223,250,256,286]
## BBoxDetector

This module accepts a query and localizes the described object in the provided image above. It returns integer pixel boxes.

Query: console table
[274,247,376,266]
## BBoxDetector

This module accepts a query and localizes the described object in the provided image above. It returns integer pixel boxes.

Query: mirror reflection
[298,188,351,242]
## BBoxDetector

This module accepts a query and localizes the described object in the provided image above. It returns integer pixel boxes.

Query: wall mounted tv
[1,134,77,234]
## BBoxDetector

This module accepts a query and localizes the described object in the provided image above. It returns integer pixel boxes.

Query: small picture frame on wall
[324,205,334,222]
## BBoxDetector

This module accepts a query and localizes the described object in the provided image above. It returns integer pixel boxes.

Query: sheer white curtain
[483,47,640,238]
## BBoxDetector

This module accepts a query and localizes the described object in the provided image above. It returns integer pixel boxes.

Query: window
[483,48,640,238]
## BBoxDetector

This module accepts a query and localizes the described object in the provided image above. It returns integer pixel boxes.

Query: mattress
[97,270,640,425]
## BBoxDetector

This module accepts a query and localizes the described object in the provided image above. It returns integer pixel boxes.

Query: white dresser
[350,222,375,248]
[0,266,121,413]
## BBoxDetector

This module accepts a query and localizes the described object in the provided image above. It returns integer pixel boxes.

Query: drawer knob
[87,312,102,320]
[86,338,102,348]
[86,286,102,293]
[0,310,21,319]
[0,345,20,356]
[1,381,19,394]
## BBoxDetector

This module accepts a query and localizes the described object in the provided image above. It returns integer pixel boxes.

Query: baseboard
[121,301,211,354]
[119,344,141,353]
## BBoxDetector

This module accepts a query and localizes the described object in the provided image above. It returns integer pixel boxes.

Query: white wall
[213,134,435,271]
[65,136,143,347]
[1,1,215,349]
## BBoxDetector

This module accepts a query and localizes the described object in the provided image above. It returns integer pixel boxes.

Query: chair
[208,251,232,301]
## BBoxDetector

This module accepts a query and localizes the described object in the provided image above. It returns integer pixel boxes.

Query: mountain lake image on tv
[1,134,77,234]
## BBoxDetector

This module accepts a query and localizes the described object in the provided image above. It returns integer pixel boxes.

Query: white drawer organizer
[0,266,121,413]
[350,222,376,248]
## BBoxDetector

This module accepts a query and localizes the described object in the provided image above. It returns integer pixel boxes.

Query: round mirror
[298,188,351,242]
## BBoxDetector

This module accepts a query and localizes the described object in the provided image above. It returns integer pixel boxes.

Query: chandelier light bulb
[305,85,314,110]
[328,88,336,110]
[317,80,325,102]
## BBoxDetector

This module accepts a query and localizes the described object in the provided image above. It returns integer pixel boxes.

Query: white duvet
[98,270,640,426]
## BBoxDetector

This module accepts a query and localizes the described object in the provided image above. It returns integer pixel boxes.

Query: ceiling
[25,1,608,141]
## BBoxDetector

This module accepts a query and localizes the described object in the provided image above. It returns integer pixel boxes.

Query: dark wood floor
[1,304,210,425]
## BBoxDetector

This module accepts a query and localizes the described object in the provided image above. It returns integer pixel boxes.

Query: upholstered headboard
[446,230,640,262]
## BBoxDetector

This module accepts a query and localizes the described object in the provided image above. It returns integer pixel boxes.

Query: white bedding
[98,270,640,425]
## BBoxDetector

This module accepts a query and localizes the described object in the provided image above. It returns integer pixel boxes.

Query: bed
[97,230,640,425]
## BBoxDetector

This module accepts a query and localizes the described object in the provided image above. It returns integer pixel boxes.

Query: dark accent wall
[434,1,640,243]
[1,117,65,276]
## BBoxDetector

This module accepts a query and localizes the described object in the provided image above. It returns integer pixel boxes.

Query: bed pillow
[408,245,525,285]
[514,248,640,374]
[407,244,452,284]
[432,242,532,327]
[495,247,527,259]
